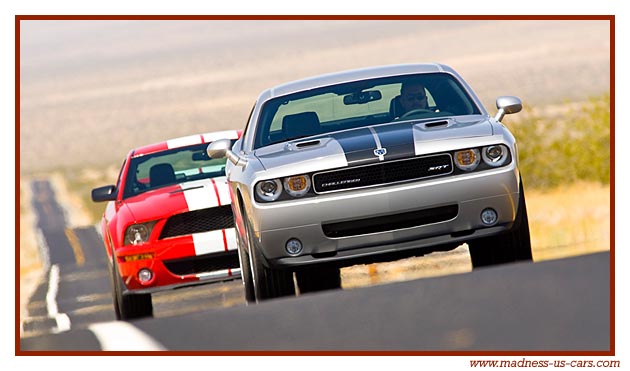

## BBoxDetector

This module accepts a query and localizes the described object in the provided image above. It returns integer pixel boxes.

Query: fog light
[138,268,154,284]
[285,238,303,256]
[481,208,498,226]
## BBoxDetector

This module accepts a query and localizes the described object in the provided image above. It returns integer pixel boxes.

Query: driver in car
[400,80,428,114]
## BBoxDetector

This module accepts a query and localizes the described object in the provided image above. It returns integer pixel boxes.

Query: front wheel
[468,176,533,268]
[244,220,295,302]
[236,232,255,304]
[112,259,153,320]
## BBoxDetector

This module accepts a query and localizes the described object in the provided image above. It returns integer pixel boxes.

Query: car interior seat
[282,111,321,141]
[389,95,405,118]
[150,163,176,187]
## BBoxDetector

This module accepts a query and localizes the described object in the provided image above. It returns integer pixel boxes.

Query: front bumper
[115,229,241,293]
[249,165,520,267]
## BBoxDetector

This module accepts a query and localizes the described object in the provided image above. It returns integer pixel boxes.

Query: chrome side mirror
[207,138,247,167]
[494,96,523,121]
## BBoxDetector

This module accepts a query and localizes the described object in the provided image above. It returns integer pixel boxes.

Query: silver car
[208,63,532,302]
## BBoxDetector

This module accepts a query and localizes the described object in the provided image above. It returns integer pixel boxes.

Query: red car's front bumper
[115,228,240,293]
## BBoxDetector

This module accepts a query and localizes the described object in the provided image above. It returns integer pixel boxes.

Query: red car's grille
[163,250,239,276]
[159,205,234,239]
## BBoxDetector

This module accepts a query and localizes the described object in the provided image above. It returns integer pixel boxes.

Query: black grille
[322,204,459,238]
[313,154,452,193]
[163,250,239,276]
[159,205,234,239]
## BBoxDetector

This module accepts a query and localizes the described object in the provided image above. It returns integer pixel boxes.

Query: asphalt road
[19,180,611,352]
[21,180,245,339]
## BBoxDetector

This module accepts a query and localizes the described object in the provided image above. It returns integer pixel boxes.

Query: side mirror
[206,138,247,167]
[494,96,523,121]
[91,185,117,202]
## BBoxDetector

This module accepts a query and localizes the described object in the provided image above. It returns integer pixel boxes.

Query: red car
[92,130,242,320]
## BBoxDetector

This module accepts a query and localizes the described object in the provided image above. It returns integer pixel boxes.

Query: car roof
[261,63,454,100]
[131,130,242,157]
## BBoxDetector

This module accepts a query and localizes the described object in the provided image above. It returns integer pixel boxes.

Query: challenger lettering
[321,178,361,188]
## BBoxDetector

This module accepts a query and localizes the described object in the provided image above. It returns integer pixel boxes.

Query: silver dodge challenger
[207,63,532,302]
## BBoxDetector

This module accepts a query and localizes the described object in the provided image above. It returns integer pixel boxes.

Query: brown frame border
[15,14,615,357]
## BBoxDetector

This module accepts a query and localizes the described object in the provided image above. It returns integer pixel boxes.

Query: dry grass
[527,181,610,261]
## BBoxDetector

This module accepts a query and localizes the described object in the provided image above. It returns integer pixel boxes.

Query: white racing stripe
[368,126,386,161]
[181,179,219,210]
[202,130,239,142]
[192,230,228,255]
[89,322,167,351]
[167,134,202,149]
[225,228,237,251]
[212,177,232,205]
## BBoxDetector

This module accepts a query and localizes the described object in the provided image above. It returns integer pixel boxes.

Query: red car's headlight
[124,222,156,246]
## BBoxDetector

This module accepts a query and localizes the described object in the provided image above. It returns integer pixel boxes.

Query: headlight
[255,179,283,202]
[283,175,311,197]
[125,222,155,246]
[454,148,480,171]
[482,145,509,167]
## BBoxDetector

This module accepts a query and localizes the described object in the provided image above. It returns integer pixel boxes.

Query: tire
[108,259,122,320]
[295,266,342,294]
[112,259,153,320]
[236,231,256,304]
[244,219,295,302]
[468,176,533,268]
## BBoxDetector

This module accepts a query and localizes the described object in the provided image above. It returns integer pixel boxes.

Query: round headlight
[482,145,509,167]
[255,179,283,202]
[138,268,154,284]
[126,224,150,246]
[283,175,311,197]
[454,148,480,171]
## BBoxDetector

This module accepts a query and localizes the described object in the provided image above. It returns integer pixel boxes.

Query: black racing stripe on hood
[328,128,380,166]
[373,123,416,161]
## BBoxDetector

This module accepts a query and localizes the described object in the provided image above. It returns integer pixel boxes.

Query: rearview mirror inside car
[343,90,382,105]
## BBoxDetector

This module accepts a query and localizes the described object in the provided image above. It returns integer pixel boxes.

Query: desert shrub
[506,94,610,188]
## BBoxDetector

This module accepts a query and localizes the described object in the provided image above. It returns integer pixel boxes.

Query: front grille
[322,204,459,238]
[163,250,239,276]
[159,205,234,239]
[313,154,452,193]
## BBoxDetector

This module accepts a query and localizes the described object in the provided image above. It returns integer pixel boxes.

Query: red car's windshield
[122,142,229,199]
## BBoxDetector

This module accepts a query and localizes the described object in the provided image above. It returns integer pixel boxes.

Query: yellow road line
[368,264,379,285]
[64,228,86,266]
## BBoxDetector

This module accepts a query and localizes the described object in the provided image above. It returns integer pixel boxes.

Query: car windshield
[122,142,230,199]
[254,73,481,149]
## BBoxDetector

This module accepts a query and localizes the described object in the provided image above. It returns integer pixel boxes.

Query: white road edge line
[20,228,51,336]
[46,264,71,333]
[89,322,168,351]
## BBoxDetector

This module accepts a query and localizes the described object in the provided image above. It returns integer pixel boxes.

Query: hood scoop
[295,139,321,148]
[285,139,322,151]
[424,120,449,128]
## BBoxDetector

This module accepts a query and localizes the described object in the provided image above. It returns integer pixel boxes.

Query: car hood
[121,176,232,223]
[254,117,494,171]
